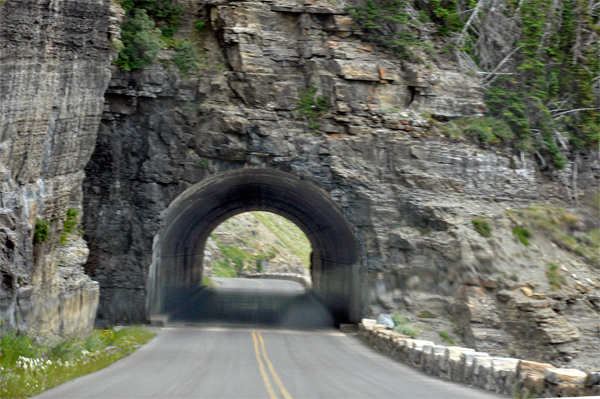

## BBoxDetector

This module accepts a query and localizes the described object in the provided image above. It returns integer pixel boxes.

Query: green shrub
[298,85,328,131]
[118,0,182,37]
[459,117,515,145]
[195,20,207,33]
[60,208,79,245]
[546,263,567,290]
[439,330,455,344]
[391,314,420,338]
[34,218,50,243]
[194,158,209,168]
[472,218,492,237]
[173,39,198,76]
[63,208,79,234]
[0,331,39,368]
[513,227,532,246]
[115,9,163,71]
[346,0,421,58]
[417,311,436,318]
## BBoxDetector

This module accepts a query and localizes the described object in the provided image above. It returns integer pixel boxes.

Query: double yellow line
[252,331,293,399]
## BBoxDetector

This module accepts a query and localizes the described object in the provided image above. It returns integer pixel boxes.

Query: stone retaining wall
[359,320,600,397]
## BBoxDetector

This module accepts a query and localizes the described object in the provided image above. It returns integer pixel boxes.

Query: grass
[391,315,420,339]
[252,212,311,266]
[412,226,430,235]
[472,218,492,237]
[510,204,599,264]
[546,263,567,291]
[513,227,532,246]
[201,276,215,287]
[439,331,455,345]
[0,327,155,398]
[417,311,436,319]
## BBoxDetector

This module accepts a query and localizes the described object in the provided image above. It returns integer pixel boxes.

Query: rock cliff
[81,0,599,369]
[0,0,598,371]
[0,0,121,339]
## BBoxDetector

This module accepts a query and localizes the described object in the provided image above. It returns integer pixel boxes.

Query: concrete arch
[148,169,363,323]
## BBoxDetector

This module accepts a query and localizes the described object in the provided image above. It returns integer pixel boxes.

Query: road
[210,277,306,294]
[36,326,501,399]
[167,278,334,328]
[36,278,502,398]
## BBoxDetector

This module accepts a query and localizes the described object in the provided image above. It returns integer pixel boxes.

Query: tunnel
[147,168,364,325]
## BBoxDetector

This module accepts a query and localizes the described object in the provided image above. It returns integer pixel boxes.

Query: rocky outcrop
[78,0,600,368]
[0,0,118,339]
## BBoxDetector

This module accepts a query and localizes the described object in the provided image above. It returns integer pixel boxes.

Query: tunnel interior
[148,169,363,326]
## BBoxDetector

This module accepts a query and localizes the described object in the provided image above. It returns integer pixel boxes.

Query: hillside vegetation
[347,0,599,168]
[204,212,312,278]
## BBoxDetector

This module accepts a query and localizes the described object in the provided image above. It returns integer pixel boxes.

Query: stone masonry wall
[359,319,600,398]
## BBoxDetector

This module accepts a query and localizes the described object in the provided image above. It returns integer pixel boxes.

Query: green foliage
[439,330,455,344]
[447,117,515,145]
[202,276,215,287]
[172,39,198,76]
[115,9,163,71]
[252,212,312,266]
[412,226,430,235]
[546,263,567,290]
[63,208,79,234]
[484,0,599,168]
[347,0,422,57]
[513,227,532,246]
[195,20,207,33]
[391,315,420,338]
[0,331,39,368]
[472,218,492,237]
[212,239,281,277]
[194,158,209,168]
[60,208,79,245]
[118,0,182,37]
[297,86,328,131]
[212,259,238,278]
[518,205,599,263]
[34,219,50,243]
[0,327,154,398]
[417,311,436,318]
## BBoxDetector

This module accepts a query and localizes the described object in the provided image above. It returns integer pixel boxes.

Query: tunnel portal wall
[148,169,365,323]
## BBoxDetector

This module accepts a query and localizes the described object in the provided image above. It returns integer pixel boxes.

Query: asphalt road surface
[36,326,502,399]
[36,278,502,398]
[210,277,306,295]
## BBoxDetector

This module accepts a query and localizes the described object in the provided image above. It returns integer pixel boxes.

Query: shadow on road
[164,280,335,329]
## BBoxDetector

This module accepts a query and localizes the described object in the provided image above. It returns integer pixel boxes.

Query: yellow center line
[257,332,293,399]
[252,331,278,399]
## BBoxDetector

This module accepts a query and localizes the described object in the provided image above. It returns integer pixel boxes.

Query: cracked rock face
[0,0,115,339]
[81,0,599,369]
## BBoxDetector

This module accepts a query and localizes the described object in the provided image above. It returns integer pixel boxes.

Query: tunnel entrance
[147,169,363,326]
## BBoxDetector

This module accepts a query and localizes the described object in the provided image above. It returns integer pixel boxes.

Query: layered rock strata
[82,0,599,368]
[0,0,119,339]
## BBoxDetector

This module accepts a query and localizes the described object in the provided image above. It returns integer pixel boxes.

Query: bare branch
[514,0,525,14]
[534,149,547,169]
[482,45,523,86]
[552,107,600,118]
[460,0,485,37]
[573,153,579,207]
